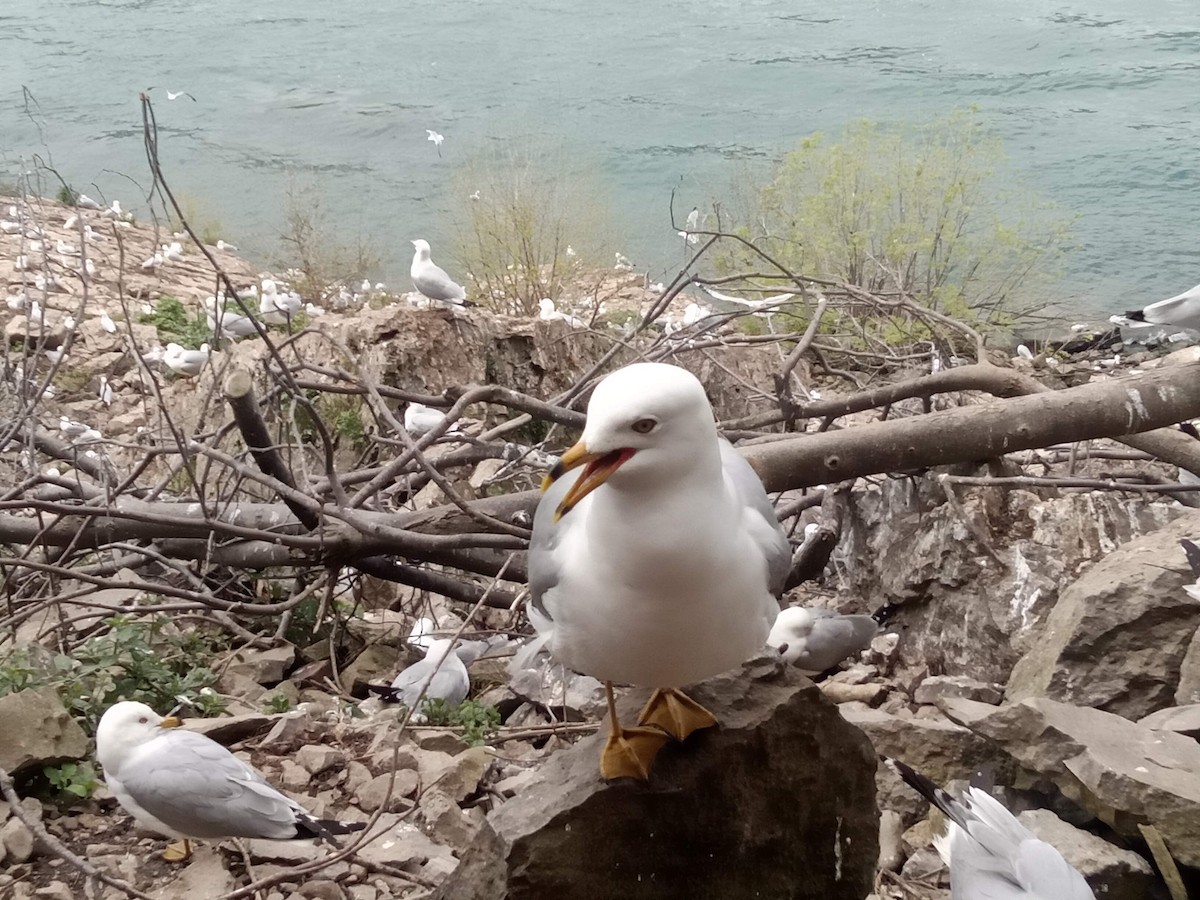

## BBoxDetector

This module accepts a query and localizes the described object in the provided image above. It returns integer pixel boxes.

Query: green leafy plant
[263,692,293,714]
[56,184,78,206]
[0,615,227,733]
[43,762,100,800]
[418,698,500,746]
[139,295,211,349]
[718,110,1073,335]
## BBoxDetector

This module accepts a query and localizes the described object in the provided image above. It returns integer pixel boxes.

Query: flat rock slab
[943,696,1200,867]
[436,657,878,900]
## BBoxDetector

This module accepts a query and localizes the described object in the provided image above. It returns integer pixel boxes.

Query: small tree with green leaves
[720,110,1073,333]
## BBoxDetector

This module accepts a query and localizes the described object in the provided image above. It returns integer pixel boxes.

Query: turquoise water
[2,0,1198,313]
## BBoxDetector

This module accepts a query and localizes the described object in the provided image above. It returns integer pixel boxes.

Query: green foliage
[56,184,78,206]
[139,295,211,349]
[449,141,615,315]
[719,110,1073,331]
[0,615,226,733]
[418,698,500,747]
[43,762,100,801]
[263,692,293,714]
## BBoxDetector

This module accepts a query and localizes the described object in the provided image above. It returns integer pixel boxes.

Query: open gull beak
[159,715,183,729]
[542,440,635,522]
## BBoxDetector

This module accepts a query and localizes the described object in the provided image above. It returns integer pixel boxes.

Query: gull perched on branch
[1110,281,1200,333]
[528,363,790,779]
[96,701,365,862]
[410,239,468,305]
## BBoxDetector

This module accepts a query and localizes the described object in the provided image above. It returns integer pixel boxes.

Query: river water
[2,0,1198,313]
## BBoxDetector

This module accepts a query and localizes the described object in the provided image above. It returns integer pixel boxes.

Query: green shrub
[43,762,100,801]
[418,697,500,746]
[0,614,226,732]
[719,110,1073,331]
[139,295,211,349]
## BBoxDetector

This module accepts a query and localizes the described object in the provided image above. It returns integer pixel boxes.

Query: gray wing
[719,439,791,597]
[390,656,469,706]
[1145,281,1200,329]
[801,613,878,672]
[454,639,492,665]
[413,262,466,302]
[124,730,300,840]
[527,468,581,624]
[954,789,1096,900]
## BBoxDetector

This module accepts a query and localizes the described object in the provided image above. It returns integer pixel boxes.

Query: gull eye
[631,418,657,435]
[138,716,148,724]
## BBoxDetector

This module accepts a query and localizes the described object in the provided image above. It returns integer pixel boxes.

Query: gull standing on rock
[528,363,790,779]
[96,701,365,861]
[410,239,468,306]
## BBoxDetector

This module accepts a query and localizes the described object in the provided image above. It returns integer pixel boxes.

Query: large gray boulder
[838,475,1183,684]
[0,687,88,776]
[942,696,1200,867]
[1006,513,1200,720]
[436,658,878,900]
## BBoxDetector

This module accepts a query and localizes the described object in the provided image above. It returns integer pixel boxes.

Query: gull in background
[767,606,878,675]
[410,239,468,306]
[426,129,445,157]
[163,343,211,377]
[366,638,472,714]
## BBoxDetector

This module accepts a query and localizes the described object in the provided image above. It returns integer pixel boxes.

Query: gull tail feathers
[364,682,403,703]
[295,812,367,845]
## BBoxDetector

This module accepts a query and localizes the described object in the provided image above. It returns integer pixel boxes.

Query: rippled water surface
[2,0,1198,311]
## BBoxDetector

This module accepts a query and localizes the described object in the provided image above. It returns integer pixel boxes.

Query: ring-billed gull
[893,760,1096,898]
[410,239,468,305]
[366,638,472,714]
[163,342,211,376]
[96,701,365,861]
[1110,281,1200,332]
[530,362,790,779]
[767,606,878,675]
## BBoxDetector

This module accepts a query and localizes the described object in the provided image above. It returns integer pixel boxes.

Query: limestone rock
[1017,809,1154,900]
[0,687,88,776]
[436,659,878,900]
[839,478,1184,684]
[1176,626,1200,705]
[942,696,1200,866]
[1138,703,1200,739]
[0,816,34,863]
[840,705,1008,784]
[296,744,346,776]
[913,674,1003,706]
[1007,512,1200,719]
[155,846,237,899]
[354,814,456,869]
[223,645,297,685]
[180,712,281,744]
